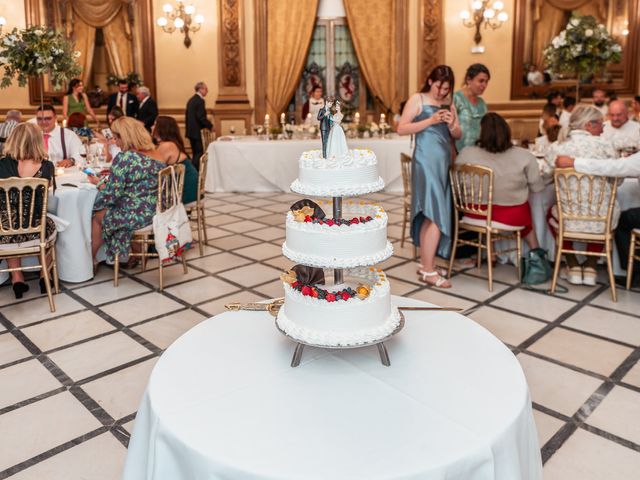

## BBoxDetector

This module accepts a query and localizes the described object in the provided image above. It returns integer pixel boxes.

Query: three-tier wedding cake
[277,142,401,347]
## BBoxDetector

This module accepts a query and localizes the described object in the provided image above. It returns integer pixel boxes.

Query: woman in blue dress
[398,65,461,288]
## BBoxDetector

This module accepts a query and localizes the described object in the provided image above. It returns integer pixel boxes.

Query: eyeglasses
[36,116,54,122]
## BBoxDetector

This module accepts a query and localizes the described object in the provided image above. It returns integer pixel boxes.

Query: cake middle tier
[282,202,393,268]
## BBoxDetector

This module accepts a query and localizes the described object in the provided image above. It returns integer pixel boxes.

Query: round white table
[122,296,542,480]
[0,169,98,285]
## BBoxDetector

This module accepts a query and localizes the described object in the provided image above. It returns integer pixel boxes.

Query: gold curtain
[266,0,319,118]
[344,0,398,112]
[71,17,97,84]
[71,0,128,27]
[102,8,135,77]
[533,0,608,68]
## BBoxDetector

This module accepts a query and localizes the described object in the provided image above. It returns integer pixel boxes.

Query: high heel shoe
[12,282,29,299]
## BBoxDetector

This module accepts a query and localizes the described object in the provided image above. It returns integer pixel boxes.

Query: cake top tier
[291,148,385,197]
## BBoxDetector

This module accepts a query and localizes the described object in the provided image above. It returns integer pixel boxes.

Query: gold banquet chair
[550,168,618,301]
[114,165,188,291]
[447,164,523,291]
[400,153,412,248]
[0,178,59,312]
[185,153,209,255]
[627,228,640,289]
[201,129,215,153]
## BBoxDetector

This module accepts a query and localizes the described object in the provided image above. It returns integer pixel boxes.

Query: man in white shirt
[556,152,640,285]
[558,96,575,132]
[602,100,640,151]
[36,104,85,168]
[592,88,608,117]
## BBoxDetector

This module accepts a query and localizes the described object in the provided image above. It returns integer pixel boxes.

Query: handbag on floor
[153,166,192,262]
[521,248,552,285]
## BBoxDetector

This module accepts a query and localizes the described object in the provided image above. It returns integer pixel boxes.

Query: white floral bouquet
[0,26,81,89]
[543,15,622,82]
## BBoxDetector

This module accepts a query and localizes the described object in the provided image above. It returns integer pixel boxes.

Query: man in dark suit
[107,79,139,120]
[185,81,213,170]
[135,86,158,132]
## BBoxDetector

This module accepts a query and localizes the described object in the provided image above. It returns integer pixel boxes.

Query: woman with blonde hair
[545,105,618,286]
[90,117,164,269]
[0,123,57,298]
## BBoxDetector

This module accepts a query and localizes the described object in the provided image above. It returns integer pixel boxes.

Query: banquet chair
[0,178,59,312]
[447,164,523,291]
[201,129,215,153]
[185,153,209,255]
[550,168,618,301]
[114,165,187,291]
[627,228,640,289]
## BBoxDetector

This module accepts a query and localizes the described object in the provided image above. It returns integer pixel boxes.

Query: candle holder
[264,119,270,141]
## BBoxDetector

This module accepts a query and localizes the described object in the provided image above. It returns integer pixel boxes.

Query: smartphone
[101,128,113,140]
[83,167,97,176]
[439,104,450,111]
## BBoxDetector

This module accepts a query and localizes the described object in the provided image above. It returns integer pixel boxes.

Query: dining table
[122,296,542,480]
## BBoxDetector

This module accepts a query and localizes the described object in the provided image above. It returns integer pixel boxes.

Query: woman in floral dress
[91,117,164,267]
[453,64,490,152]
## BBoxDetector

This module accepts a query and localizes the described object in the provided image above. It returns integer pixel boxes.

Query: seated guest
[632,95,640,122]
[556,143,640,287]
[67,112,93,140]
[545,106,619,286]
[302,85,324,124]
[456,112,546,253]
[559,96,576,132]
[535,118,561,157]
[90,117,165,269]
[538,103,558,136]
[150,116,199,204]
[0,123,56,298]
[35,104,85,168]
[592,88,608,117]
[0,110,22,154]
[602,100,640,153]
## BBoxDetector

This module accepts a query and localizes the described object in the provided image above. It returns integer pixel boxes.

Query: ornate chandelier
[156,0,205,48]
[459,1,508,53]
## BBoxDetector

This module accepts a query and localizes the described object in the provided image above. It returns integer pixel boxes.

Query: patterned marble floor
[0,191,639,479]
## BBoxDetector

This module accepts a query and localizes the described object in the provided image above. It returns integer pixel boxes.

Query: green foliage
[107,72,143,87]
[543,15,622,79]
[0,26,82,89]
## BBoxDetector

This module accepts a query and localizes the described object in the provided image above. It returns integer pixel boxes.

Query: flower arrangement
[106,71,143,87]
[543,15,622,96]
[0,26,81,90]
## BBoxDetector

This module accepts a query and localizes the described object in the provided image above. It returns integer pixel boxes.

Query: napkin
[77,183,97,190]
[46,213,70,232]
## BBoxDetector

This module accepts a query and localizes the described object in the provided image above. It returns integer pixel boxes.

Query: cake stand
[279,193,402,367]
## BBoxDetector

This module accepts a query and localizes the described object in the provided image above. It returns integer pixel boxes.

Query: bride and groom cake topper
[318,97,348,160]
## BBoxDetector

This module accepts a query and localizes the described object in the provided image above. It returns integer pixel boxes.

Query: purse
[153,166,192,263]
[520,248,552,285]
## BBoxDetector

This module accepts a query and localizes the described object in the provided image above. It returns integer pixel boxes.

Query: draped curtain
[343,0,399,113]
[64,0,134,82]
[266,0,319,118]
[533,0,608,69]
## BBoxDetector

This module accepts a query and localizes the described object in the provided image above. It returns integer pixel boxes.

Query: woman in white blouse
[544,106,619,286]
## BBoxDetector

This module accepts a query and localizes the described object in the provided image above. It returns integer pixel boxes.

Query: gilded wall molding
[220,0,242,88]
[419,0,443,87]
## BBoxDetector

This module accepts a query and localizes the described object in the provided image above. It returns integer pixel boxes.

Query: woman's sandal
[416,263,448,277]
[418,270,452,288]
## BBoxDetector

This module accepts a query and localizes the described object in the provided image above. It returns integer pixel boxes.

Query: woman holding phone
[397,65,461,288]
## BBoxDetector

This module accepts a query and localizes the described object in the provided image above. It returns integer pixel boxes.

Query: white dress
[326,112,348,159]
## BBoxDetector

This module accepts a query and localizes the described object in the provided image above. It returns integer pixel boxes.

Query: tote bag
[153,166,192,262]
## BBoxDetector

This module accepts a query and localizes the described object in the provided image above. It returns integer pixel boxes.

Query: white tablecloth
[122,296,542,480]
[0,170,97,285]
[206,136,412,193]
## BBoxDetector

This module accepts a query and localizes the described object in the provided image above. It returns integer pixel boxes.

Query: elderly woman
[456,112,546,256]
[0,124,56,298]
[90,117,164,269]
[544,105,618,286]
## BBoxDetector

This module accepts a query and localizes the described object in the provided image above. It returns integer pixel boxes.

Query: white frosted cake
[282,201,393,268]
[277,267,400,346]
[290,148,385,197]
